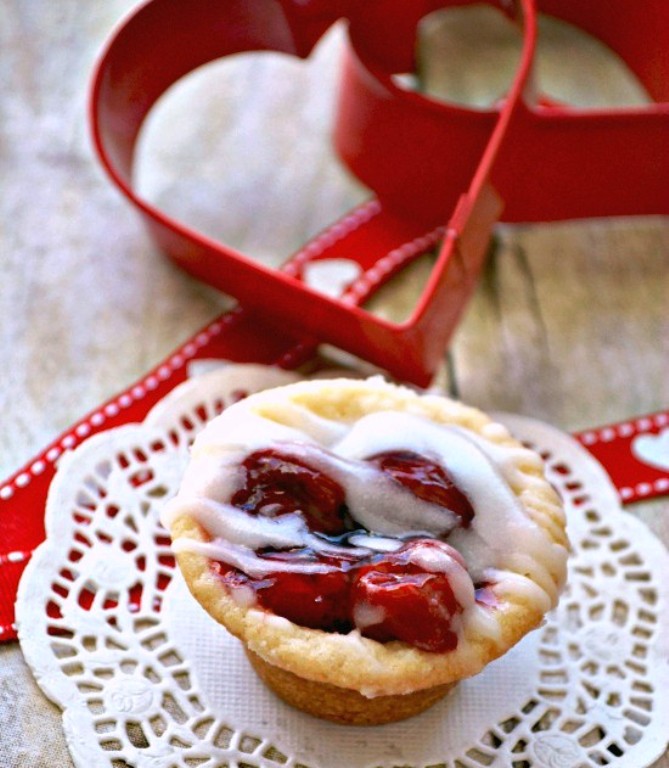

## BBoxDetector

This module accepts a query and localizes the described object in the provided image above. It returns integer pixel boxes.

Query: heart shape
[632,428,669,472]
[91,0,668,383]
[338,0,669,224]
[90,0,537,384]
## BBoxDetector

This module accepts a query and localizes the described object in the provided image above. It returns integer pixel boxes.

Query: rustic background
[1,2,667,765]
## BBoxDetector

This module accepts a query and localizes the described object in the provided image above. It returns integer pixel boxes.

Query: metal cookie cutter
[0,1,537,644]
[337,0,669,226]
[90,0,538,385]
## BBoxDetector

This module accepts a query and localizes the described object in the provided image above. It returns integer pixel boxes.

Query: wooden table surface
[1,2,667,766]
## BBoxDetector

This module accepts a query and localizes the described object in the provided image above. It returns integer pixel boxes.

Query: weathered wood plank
[452,217,669,430]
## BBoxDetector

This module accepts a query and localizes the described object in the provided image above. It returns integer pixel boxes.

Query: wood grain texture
[451,218,669,428]
[0,2,667,765]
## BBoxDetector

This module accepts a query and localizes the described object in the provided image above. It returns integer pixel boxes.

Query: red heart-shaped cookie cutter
[337,0,668,225]
[90,0,538,384]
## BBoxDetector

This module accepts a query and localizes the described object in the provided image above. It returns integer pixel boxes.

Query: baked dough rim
[166,377,568,698]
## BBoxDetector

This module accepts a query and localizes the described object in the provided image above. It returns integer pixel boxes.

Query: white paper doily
[17,367,669,768]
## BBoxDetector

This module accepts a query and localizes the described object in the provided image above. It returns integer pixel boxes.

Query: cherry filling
[350,540,464,652]
[252,551,355,632]
[369,450,475,528]
[216,447,480,653]
[231,449,352,536]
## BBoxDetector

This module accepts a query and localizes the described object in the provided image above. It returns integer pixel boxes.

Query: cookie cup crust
[167,378,568,703]
[171,513,553,700]
[244,648,457,725]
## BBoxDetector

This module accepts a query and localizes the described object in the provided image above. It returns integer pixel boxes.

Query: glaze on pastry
[162,377,568,724]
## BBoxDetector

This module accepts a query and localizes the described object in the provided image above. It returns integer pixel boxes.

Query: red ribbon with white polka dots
[0,196,443,643]
[575,413,669,504]
[0,308,308,644]
[2,324,667,646]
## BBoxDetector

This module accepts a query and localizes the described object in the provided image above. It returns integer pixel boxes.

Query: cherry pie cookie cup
[162,377,568,725]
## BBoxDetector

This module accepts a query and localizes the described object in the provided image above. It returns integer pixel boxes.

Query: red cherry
[253,551,354,632]
[215,448,478,652]
[350,540,464,652]
[369,450,475,528]
[231,449,350,536]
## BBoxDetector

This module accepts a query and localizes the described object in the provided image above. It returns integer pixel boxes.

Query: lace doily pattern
[17,370,669,768]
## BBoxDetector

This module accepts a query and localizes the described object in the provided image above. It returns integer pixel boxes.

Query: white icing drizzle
[462,602,503,643]
[164,388,565,648]
[352,601,387,630]
[347,533,404,553]
[281,441,461,538]
[228,584,256,609]
[165,494,372,574]
[164,497,308,551]
[406,541,474,611]
[174,539,337,578]
[485,568,555,614]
